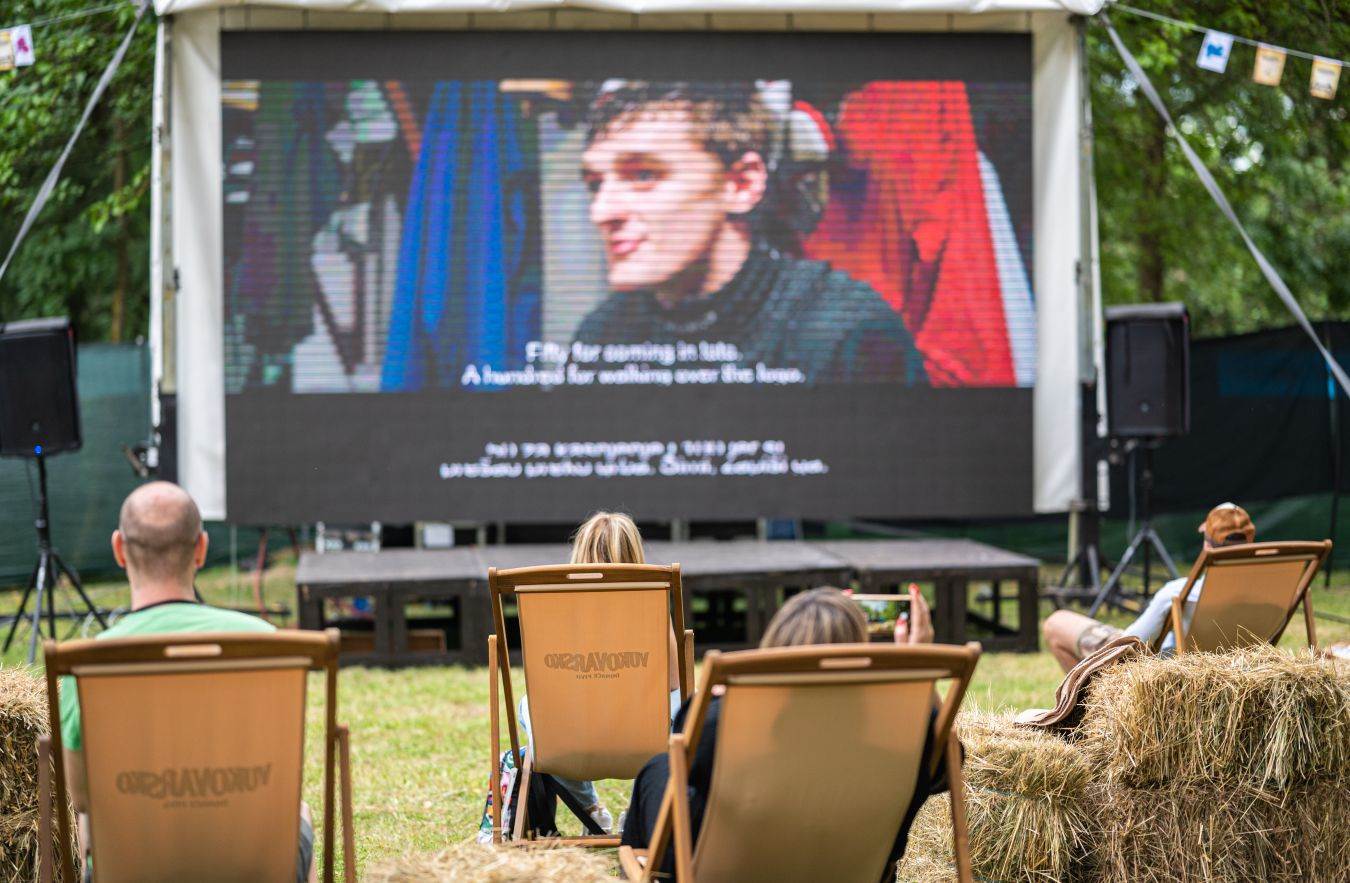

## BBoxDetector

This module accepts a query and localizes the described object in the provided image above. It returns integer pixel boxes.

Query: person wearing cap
[574,81,928,386]
[1042,502,1257,672]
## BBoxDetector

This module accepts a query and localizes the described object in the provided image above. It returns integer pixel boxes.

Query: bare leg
[1043,610,1107,673]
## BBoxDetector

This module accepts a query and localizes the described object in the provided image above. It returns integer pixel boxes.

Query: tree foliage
[0,0,154,342]
[1090,2,1350,335]
[0,2,1345,343]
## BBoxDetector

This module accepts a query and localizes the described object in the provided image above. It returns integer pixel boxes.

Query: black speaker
[1105,303,1190,439]
[0,317,82,457]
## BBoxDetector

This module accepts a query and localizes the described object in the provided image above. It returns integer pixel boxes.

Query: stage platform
[295,538,1039,666]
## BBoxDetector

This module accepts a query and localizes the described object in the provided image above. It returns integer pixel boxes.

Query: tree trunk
[1137,117,1167,303]
[110,117,128,342]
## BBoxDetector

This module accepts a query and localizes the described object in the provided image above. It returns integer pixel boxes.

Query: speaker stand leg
[2,561,40,653]
[1087,528,1148,618]
[1144,528,1180,580]
[55,552,107,630]
[27,551,51,664]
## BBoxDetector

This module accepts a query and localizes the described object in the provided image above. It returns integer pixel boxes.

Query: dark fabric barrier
[1111,322,1350,513]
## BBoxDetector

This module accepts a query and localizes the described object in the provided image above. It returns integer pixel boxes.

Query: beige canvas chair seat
[488,563,693,846]
[1158,540,1330,654]
[38,630,355,883]
[619,642,981,883]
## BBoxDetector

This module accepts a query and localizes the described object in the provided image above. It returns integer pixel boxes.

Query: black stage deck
[295,538,1038,666]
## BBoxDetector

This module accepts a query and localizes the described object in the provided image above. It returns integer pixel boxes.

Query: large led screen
[222,31,1035,523]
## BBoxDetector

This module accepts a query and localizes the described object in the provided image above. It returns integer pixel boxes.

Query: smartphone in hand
[850,593,911,641]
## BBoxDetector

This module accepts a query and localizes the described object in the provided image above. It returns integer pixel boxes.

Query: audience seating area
[2,542,1346,881]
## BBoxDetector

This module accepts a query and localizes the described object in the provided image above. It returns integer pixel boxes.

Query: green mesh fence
[0,344,151,586]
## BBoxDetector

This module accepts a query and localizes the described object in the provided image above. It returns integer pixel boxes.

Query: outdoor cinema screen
[221,30,1035,523]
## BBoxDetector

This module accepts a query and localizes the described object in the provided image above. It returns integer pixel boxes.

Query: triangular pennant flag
[1196,30,1234,73]
[0,31,13,72]
[1310,56,1342,100]
[1252,44,1286,86]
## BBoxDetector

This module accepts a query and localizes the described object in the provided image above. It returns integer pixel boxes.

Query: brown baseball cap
[1199,502,1255,546]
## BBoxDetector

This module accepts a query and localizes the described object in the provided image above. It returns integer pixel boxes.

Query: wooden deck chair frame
[487,563,693,847]
[619,642,981,883]
[38,629,356,883]
[1158,540,1331,654]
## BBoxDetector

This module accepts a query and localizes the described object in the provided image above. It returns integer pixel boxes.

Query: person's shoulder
[574,293,636,342]
[99,602,276,639]
[769,256,898,322]
[198,605,278,632]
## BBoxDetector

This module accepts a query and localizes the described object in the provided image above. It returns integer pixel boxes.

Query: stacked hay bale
[0,666,70,883]
[367,842,614,882]
[897,712,1097,882]
[1080,646,1350,883]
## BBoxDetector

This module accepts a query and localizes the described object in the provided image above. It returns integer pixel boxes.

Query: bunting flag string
[1101,10,1350,402]
[1113,3,1345,101]
[0,2,132,73]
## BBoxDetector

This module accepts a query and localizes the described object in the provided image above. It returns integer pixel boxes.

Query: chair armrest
[617,846,648,881]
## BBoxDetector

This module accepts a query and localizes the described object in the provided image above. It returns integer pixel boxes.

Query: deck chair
[1158,540,1331,654]
[37,630,356,883]
[619,642,982,883]
[487,563,693,847]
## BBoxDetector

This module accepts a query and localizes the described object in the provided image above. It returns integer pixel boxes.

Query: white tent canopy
[157,0,1104,14]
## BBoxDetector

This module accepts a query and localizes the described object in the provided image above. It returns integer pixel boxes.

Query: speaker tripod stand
[1085,440,1179,617]
[3,452,107,663]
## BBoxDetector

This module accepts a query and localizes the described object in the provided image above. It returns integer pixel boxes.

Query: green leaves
[1092,3,1349,335]
[0,0,153,341]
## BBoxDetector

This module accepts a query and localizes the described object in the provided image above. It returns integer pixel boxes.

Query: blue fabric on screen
[382,82,541,390]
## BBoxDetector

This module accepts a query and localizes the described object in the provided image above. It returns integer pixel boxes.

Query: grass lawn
[3,554,1348,877]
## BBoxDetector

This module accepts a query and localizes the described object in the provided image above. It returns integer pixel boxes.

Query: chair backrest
[677,643,979,883]
[491,563,686,782]
[43,631,338,883]
[1176,541,1330,652]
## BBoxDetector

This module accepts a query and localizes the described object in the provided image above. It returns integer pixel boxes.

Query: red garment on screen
[804,82,1013,387]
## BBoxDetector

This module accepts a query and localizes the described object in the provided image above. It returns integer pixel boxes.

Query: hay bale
[0,808,77,883]
[0,667,47,817]
[1079,645,1350,788]
[366,842,614,882]
[1096,781,1350,883]
[897,713,1096,883]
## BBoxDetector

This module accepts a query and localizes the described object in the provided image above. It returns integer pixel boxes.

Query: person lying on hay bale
[1042,502,1256,672]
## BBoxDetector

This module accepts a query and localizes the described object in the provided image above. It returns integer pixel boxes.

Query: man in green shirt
[58,481,314,882]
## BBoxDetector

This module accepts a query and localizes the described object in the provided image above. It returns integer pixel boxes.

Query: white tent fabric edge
[163,8,1089,520]
[157,0,1105,15]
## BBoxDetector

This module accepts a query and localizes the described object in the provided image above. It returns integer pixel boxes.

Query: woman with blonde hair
[479,512,679,839]
[619,585,946,876]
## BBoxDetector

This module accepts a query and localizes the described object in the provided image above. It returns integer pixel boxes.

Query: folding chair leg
[618,846,650,882]
[336,725,356,883]
[512,750,533,842]
[488,635,502,844]
[946,728,973,883]
[37,735,53,883]
[682,629,695,701]
[668,734,694,880]
[1303,595,1318,650]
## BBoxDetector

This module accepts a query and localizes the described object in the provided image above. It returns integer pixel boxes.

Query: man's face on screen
[582,109,738,296]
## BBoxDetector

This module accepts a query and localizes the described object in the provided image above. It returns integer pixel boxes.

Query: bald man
[58,482,315,882]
